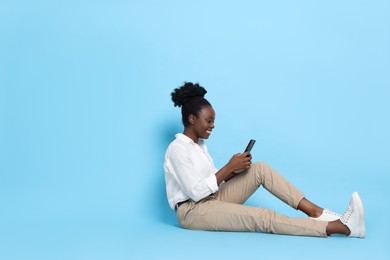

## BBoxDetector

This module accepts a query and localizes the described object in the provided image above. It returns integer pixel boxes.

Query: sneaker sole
[352,192,366,238]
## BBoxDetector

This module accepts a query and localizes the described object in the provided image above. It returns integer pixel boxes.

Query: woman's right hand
[228,152,252,174]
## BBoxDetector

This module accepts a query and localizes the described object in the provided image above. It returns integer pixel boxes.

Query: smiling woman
[163,82,366,238]
[186,105,215,140]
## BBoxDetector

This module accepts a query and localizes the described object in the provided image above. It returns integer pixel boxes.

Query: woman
[164,82,365,238]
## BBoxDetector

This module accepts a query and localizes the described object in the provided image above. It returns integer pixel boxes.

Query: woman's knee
[248,162,270,184]
[251,161,269,174]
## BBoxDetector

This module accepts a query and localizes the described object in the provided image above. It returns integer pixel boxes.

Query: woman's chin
[203,132,212,139]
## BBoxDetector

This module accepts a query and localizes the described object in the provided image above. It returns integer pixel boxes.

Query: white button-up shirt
[164,133,219,210]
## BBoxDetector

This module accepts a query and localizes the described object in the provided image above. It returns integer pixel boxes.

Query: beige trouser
[176,162,328,237]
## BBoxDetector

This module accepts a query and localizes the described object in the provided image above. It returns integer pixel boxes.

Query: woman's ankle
[326,220,350,236]
[297,198,323,217]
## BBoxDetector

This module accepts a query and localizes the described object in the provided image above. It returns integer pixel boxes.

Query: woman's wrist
[226,162,236,174]
[222,171,237,182]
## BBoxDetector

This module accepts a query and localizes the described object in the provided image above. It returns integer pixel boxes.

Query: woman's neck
[183,129,198,143]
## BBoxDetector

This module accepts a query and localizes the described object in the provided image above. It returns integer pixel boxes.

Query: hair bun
[171,82,207,107]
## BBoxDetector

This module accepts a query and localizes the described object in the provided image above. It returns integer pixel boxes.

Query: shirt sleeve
[167,144,218,202]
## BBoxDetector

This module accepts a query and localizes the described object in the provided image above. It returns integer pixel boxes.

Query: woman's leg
[218,162,325,218]
[176,198,328,237]
[177,162,362,237]
[297,198,324,218]
[216,162,303,208]
[326,220,350,236]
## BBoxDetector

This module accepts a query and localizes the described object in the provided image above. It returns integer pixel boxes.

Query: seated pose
[164,82,365,238]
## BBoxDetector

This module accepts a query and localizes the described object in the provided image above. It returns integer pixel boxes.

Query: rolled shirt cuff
[204,174,219,194]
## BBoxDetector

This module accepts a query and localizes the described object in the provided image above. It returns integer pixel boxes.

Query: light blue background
[1,1,389,259]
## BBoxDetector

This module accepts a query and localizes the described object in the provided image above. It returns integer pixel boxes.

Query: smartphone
[244,139,256,155]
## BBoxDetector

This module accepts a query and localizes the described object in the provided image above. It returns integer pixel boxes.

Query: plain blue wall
[1,1,389,259]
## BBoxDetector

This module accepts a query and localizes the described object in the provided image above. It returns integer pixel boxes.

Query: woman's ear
[189,114,196,125]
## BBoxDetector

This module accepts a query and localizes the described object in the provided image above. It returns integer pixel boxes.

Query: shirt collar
[175,133,205,145]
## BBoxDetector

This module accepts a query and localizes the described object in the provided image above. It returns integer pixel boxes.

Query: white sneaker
[310,208,341,221]
[340,192,366,238]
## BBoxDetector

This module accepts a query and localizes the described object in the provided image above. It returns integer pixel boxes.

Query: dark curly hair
[171,82,212,127]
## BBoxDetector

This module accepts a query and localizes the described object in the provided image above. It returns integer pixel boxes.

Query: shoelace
[340,204,353,225]
[324,209,341,217]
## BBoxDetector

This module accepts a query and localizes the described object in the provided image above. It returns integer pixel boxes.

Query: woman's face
[192,106,215,139]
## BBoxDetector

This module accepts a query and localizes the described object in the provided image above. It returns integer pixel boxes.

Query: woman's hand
[228,152,252,174]
[215,152,252,184]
